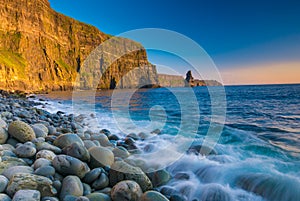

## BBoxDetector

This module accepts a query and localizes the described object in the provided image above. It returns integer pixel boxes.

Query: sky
[48,0,300,85]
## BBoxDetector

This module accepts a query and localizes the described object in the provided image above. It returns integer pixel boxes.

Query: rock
[83,183,92,195]
[6,173,57,197]
[60,176,83,200]
[147,169,170,187]
[140,191,169,201]
[35,142,62,154]
[109,161,153,192]
[12,190,40,201]
[53,134,84,149]
[92,172,109,190]
[52,155,90,178]
[0,193,11,201]
[0,175,8,193]
[83,168,103,184]
[42,197,59,201]
[32,125,48,138]
[0,118,7,128]
[89,146,114,168]
[2,166,34,179]
[111,180,143,201]
[62,142,90,162]
[86,193,111,201]
[47,126,57,135]
[112,146,130,159]
[91,134,111,147]
[8,121,36,143]
[53,180,62,192]
[0,127,8,144]
[36,150,56,161]
[33,158,51,169]
[187,145,217,156]
[0,159,27,174]
[169,195,187,201]
[83,140,97,150]
[34,165,56,177]
[14,144,36,158]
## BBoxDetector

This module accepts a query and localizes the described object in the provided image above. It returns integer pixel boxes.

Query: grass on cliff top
[0,50,26,76]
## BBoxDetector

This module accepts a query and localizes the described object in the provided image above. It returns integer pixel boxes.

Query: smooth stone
[86,193,111,201]
[170,195,187,201]
[109,161,153,192]
[12,190,40,201]
[90,134,111,147]
[0,193,11,201]
[53,134,84,149]
[82,183,92,195]
[62,142,90,162]
[32,123,49,138]
[112,146,130,159]
[47,126,57,135]
[52,155,90,178]
[53,180,62,193]
[42,197,59,201]
[6,173,57,197]
[33,158,51,169]
[34,165,56,177]
[35,142,62,154]
[6,138,19,147]
[8,121,36,143]
[140,191,169,201]
[99,129,111,136]
[0,127,8,144]
[14,144,36,158]
[111,180,143,201]
[0,158,27,174]
[96,187,111,195]
[2,150,16,157]
[148,169,170,187]
[83,140,97,150]
[60,176,83,200]
[187,145,217,156]
[0,175,8,193]
[2,166,34,179]
[92,173,109,190]
[0,118,7,128]
[36,150,56,161]
[82,168,103,184]
[89,146,114,168]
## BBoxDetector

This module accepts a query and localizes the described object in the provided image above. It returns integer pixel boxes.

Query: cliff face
[158,74,185,87]
[0,0,157,92]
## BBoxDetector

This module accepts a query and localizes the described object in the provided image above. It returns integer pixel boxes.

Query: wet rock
[109,160,153,192]
[83,183,92,195]
[0,127,8,144]
[52,155,90,178]
[147,169,170,187]
[89,146,114,168]
[91,134,111,147]
[60,176,83,200]
[42,197,59,201]
[112,146,130,159]
[83,168,103,184]
[33,158,51,169]
[83,140,97,150]
[14,144,36,158]
[8,121,36,142]
[86,193,111,201]
[111,180,143,201]
[0,175,8,193]
[12,190,40,201]
[62,142,90,162]
[2,166,34,179]
[32,124,48,138]
[35,142,62,154]
[92,172,109,190]
[0,193,11,201]
[34,165,56,177]
[53,134,84,149]
[187,145,217,156]
[6,173,57,197]
[0,158,27,174]
[140,191,169,201]
[0,118,7,128]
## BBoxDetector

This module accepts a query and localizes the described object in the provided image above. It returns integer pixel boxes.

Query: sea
[33,84,300,201]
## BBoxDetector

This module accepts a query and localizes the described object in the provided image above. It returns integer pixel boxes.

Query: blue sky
[49,0,300,84]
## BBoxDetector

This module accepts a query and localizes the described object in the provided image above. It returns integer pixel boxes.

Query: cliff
[158,74,185,87]
[0,0,158,92]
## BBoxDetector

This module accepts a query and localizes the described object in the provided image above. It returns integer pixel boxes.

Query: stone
[111,180,143,201]
[60,176,83,200]
[0,118,7,128]
[82,168,103,184]
[140,191,169,201]
[47,126,57,135]
[35,142,62,154]
[0,175,8,193]
[0,158,27,174]
[89,146,114,168]
[83,140,97,150]
[147,169,170,187]
[42,197,59,201]
[0,193,11,201]
[52,155,90,178]
[83,183,92,195]
[8,121,36,142]
[112,146,130,159]
[0,127,8,144]
[36,150,56,161]
[62,142,90,162]
[53,134,84,149]
[32,125,48,138]
[109,161,153,192]
[33,158,51,169]
[2,166,34,179]
[91,134,111,147]
[86,193,111,201]
[6,173,57,197]
[92,172,109,190]
[34,165,56,177]
[12,190,40,201]
[14,144,36,158]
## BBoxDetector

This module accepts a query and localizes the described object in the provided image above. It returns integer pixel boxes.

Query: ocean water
[35,84,300,201]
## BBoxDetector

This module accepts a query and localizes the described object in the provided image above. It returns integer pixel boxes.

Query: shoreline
[0,91,173,201]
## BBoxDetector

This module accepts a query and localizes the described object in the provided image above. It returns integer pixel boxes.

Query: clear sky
[49,0,300,85]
